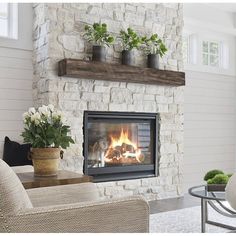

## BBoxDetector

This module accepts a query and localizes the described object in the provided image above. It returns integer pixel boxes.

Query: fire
[104,128,144,164]
[110,129,137,149]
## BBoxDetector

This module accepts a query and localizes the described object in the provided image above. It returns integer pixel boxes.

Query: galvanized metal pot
[147,54,159,69]
[92,45,106,62]
[121,50,134,66]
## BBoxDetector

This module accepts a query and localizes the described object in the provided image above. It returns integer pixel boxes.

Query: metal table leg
[201,198,208,233]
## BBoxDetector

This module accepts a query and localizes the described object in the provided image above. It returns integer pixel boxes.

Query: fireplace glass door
[83,111,158,182]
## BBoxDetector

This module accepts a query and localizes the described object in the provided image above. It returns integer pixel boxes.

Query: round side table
[189,185,236,233]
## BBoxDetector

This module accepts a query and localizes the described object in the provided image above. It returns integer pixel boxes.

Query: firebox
[83,111,159,182]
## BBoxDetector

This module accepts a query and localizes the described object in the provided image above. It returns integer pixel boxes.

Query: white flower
[31,112,41,125]
[22,112,29,123]
[38,105,48,115]
[60,113,67,124]
[52,110,66,123]
[34,112,41,120]
[34,119,40,125]
[23,112,29,119]
[30,116,35,122]
[48,104,54,112]
[44,110,50,118]
[28,107,36,114]
[52,111,59,119]
[52,110,62,118]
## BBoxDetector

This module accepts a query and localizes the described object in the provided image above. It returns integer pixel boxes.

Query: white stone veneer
[33,3,184,200]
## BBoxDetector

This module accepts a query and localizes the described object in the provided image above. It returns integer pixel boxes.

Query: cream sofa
[0,159,149,233]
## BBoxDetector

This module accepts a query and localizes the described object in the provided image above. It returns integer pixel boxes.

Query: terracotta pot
[29,148,63,177]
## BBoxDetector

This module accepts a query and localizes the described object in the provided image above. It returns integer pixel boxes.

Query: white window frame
[201,40,220,68]
[183,32,198,66]
[0,3,18,39]
[183,29,231,74]
[200,39,229,70]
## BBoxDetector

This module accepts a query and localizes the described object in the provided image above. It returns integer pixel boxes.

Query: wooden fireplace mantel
[58,59,185,86]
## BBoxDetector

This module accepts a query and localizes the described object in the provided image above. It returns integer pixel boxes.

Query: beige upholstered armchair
[0,159,149,233]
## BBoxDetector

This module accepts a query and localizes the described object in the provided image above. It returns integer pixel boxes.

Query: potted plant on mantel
[142,33,168,69]
[84,23,114,62]
[22,105,74,177]
[119,27,142,66]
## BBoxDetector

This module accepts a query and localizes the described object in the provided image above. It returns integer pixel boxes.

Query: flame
[104,128,144,163]
[110,129,137,150]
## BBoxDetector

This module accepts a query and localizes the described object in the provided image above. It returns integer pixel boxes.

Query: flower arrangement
[22,105,74,149]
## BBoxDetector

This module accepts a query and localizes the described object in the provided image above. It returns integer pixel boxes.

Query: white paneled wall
[183,70,236,191]
[0,47,33,157]
[0,3,33,158]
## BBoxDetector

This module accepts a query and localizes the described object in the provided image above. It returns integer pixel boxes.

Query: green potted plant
[204,169,232,192]
[84,23,114,62]
[119,27,142,66]
[22,105,74,177]
[142,33,168,69]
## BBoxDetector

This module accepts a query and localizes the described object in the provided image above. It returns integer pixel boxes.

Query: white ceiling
[207,3,236,13]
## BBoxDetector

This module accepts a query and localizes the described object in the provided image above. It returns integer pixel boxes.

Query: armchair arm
[27,183,100,207]
[7,196,149,233]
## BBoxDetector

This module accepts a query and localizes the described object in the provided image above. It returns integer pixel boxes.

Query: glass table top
[189,185,225,201]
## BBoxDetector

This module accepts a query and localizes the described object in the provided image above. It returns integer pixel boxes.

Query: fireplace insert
[83,111,159,182]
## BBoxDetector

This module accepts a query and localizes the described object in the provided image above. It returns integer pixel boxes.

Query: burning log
[103,128,145,165]
[136,153,145,163]
[105,148,121,159]
[112,143,135,155]
[114,145,122,153]
[122,152,137,158]
[121,143,135,153]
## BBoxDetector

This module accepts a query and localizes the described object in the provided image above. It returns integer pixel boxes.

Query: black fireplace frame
[83,111,159,182]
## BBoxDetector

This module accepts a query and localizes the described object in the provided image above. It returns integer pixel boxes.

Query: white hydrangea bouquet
[22,104,74,149]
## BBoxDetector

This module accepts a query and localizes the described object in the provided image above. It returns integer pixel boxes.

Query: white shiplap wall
[0,47,33,157]
[0,3,33,158]
[183,70,236,191]
[183,4,236,192]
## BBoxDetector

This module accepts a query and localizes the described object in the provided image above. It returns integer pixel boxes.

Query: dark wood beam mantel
[58,59,185,86]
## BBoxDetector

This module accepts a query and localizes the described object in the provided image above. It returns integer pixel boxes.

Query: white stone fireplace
[33,3,184,200]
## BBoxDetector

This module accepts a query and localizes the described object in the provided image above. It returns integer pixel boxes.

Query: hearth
[83,111,159,182]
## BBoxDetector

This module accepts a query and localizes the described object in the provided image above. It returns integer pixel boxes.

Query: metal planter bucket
[147,54,159,69]
[121,50,134,66]
[29,148,63,177]
[92,45,106,62]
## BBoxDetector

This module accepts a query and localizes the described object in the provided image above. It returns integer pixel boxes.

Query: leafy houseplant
[207,174,229,185]
[22,105,74,176]
[204,169,224,181]
[119,28,142,66]
[84,23,114,62]
[204,169,232,192]
[142,34,168,69]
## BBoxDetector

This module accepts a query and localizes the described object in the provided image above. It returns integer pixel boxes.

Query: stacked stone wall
[33,3,184,200]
